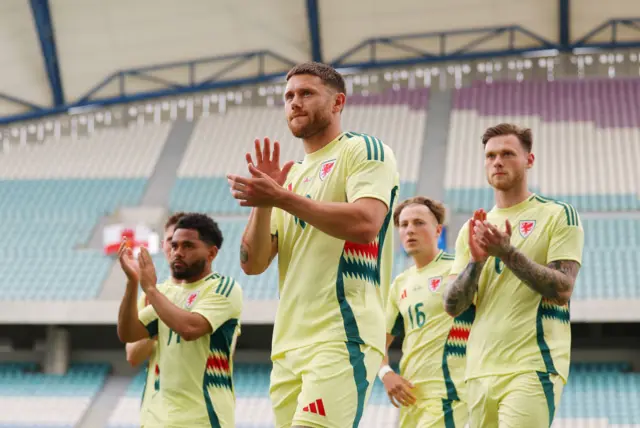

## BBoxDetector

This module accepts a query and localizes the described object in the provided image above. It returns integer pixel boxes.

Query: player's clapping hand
[245,137,294,186]
[468,209,489,263]
[118,239,139,284]
[381,371,416,408]
[474,218,513,259]
[137,247,158,293]
[227,138,294,207]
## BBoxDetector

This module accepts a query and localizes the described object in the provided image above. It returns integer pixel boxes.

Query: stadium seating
[445,79,640,213]
[0,362,109,428]
[554,363,640,426]
[106,361,640,427]
[0,123,169,300]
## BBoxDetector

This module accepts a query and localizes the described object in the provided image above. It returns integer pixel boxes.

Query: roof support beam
[306,0,323,63]
[559,0,570,49]
[29,0,65,106]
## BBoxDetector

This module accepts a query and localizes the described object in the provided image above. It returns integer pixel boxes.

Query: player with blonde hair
[382,197,473,427]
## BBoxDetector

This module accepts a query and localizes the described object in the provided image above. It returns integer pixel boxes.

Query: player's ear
[208,245,219,262]
[526,152,535,169]
[333,92,346,114]
[436,224,444,237]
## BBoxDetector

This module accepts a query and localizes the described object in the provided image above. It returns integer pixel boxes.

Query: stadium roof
[0,0,639,123]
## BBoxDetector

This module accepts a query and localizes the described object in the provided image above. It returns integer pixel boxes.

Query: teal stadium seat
[0,179,146,300]
[0,362,110,428]
[557,362,640,424]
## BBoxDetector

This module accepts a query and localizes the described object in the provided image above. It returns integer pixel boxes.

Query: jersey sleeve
[546,206,584,265]
[191,278,243,333]
[450,222,471,276]
[270,207,282,237]
[139,304,159,338]
[345,136,399,208]
[385,277,404,336]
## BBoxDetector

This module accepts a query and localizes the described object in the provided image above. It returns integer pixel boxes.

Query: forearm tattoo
[444,261,484,316]
[502,247,580,304]
[239,243,249,263]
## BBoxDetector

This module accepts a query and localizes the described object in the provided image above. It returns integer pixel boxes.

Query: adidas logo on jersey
[302,398,326,416]
[519,220,536,238]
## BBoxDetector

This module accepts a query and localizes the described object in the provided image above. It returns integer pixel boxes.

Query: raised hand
[468,209,489,263]
[381,371,416,408]
[475,219,513,259]
[246,138,294,186]
[227,168,284,208]
[118,239,139,284]
[137,247,158,293]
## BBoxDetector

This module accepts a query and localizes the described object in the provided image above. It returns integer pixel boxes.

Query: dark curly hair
[174,213,223,249]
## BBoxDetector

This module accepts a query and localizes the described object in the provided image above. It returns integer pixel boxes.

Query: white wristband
[378,365,394,381]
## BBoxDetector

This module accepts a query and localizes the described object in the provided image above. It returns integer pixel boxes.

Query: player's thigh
[498,371,564,428]
[404,399,468,428]
[269,354,302,428]
[467,376,499,428]
[293,342,382,428]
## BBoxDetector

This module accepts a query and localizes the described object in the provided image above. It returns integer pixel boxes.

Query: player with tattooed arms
[443,123,584,427]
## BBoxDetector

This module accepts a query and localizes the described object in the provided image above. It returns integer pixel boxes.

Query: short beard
[172,259,206,281]
[289,112,331,139]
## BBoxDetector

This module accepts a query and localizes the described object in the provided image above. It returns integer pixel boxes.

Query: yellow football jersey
[137,279,175,427]
[450,194,584,383]
[386,251,475,401]
[139,273,243,427]
[270,131,400,357]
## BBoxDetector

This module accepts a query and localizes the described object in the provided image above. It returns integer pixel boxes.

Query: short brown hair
[393,197,446,227]
[482,123,533,152]
[286,62,346,94]
[165,211,187,230]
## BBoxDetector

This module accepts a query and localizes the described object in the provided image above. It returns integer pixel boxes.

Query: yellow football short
[399,398,468,428]
[467,371,564,428]
[269,341,383,428]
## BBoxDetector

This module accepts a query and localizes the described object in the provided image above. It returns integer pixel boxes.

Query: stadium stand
[0,123,170,300]
[0,60,638,428]
[445,79,640,213]
[104,362,640,427]
[0,362,109,428]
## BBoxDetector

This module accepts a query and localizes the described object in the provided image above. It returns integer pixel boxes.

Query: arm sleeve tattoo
[443,261,484,317]
[502,246,580,305]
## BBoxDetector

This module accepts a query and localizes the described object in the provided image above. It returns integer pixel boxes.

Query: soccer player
[117,213,243,428]
[124,212,186,427]
[381,197,472,428]
[227,62,400,428]
[443,123,584,427]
